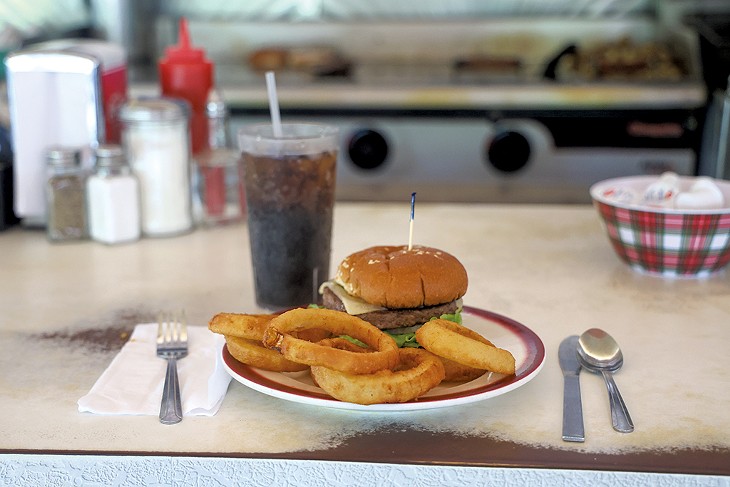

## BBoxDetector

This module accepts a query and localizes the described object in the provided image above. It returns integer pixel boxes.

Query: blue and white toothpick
[408,192,416,251]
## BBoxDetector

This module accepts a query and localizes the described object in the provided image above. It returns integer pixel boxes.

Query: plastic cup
[238,123,338,310]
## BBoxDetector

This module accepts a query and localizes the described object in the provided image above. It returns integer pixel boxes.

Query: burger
[319,245,468,346]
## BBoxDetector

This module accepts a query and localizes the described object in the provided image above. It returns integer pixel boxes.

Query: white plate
[222,306,545,412]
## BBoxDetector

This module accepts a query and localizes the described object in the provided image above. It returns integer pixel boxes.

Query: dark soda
[243,150,337,309]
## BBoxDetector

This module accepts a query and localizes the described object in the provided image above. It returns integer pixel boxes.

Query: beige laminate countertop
[1,203,729,483]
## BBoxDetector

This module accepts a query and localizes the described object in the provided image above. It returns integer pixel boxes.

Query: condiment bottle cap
[95,144,126,167]
[162,17,207,64]
[206,88,227,118]
[46,147,80,167]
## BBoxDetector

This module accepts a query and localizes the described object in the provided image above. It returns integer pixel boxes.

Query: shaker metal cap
[94,144,125,166]
[118,97,189,123]
[46,147,80,167]
[96,144,123,158]
[206,88,227,118]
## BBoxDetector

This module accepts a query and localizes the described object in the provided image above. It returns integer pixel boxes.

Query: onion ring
[310,348,445,405]
[225,335,309,372]
[439,356,486,382]
[209,312,331,342]
[318,337,482,383]
[262,308,399,374]
[209,312,273,340]
[415,319,516,375]
[311,337,370,389]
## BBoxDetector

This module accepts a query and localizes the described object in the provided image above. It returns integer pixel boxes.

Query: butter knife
[559,335,585,442]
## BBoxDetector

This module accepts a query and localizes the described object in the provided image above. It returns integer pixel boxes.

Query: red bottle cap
[159,17,214,155]
[162,18,207,64]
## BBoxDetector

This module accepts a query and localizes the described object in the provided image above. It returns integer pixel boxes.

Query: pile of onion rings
[208,308,515,405]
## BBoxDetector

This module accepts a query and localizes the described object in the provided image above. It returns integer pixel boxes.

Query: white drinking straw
[265,71,283,138]
[408,192,416,250]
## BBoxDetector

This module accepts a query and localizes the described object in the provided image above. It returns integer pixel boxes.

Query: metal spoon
[577,328,634,433]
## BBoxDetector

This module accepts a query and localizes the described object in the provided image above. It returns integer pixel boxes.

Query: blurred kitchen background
[1,0,730,219]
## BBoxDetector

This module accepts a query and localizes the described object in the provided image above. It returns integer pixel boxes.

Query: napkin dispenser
[0,126,17,230]
[4,47,104,225]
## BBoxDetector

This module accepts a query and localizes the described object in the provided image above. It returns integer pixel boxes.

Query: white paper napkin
[78,323,231,416]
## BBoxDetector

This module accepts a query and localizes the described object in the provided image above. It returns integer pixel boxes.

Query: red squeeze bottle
[159,17,213,156]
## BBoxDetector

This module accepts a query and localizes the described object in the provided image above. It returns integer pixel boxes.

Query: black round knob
[348,129,388,170]
[486,130,531,173]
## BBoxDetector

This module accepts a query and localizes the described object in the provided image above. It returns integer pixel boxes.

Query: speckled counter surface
[1,203,728,486]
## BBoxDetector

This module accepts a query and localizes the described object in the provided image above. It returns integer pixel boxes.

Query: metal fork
[156,312,188,425]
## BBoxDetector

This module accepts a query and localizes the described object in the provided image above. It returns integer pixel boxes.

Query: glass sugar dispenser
[45,147,88,242]
[86,144,141,245]
[119,97,193,237]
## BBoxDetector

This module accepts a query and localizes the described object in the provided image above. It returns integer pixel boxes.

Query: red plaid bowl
[590,176,730,277]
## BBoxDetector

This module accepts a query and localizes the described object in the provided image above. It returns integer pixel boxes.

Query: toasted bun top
[335,245,468,309]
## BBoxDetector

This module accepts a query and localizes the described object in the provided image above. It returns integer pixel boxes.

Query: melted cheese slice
[319,281,385,315]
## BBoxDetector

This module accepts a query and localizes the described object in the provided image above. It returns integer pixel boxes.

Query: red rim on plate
[222,306,545,411]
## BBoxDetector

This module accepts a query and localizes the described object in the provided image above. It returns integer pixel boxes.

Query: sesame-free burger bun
[335,245,468,309]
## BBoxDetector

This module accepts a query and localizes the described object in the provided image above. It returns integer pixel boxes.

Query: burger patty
[322,287,459,330]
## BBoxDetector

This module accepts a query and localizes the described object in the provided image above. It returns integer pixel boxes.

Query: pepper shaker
[45,147,88,242]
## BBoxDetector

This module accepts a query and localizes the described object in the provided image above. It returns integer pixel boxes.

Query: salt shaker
[87,144,141,244]
[45,147,88,242]
[119,98,193,237]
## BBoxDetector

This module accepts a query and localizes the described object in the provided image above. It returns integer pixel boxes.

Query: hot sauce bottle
[159,17,213,157]
[159,17,225,218]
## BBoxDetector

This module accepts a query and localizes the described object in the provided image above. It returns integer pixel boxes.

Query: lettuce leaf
[389,332,420,348]
[431,311,462,325]
[339,335,368,348]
